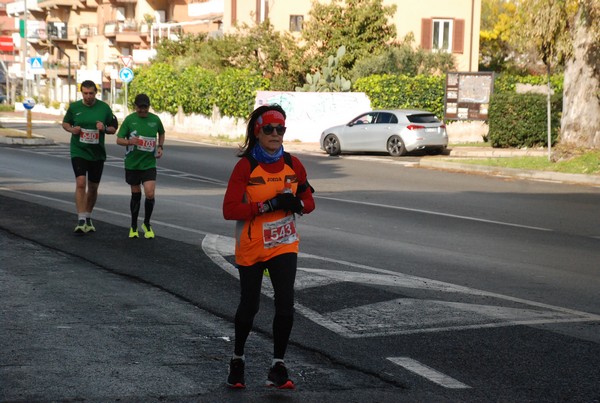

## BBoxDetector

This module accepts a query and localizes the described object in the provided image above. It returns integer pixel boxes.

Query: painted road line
[202,234,600,339]
[316,195,553,232]
[387,357,471,389]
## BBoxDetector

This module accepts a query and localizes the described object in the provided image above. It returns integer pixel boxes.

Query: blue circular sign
[23,98,36,110]
[119,67,134,83]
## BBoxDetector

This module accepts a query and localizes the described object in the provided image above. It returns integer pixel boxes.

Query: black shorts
[71,157,104,183]
[125,168,157,186]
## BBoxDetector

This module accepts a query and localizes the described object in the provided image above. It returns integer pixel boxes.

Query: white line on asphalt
[387,357,471,389]
[316,195,553,231]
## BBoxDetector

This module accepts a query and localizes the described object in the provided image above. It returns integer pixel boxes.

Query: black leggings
[234,252,297,360]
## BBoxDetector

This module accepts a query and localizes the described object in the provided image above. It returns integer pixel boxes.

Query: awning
[37,0,85,10]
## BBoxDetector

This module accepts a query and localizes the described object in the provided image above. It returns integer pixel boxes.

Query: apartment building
[3,0,479,104]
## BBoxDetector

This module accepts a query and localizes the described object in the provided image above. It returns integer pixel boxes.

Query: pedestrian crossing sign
[29,57,43,70]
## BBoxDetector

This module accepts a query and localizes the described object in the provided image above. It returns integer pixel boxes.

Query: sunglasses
[261,125,287,136]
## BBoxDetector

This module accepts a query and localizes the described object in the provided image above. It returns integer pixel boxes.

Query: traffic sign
[119,67,134,83]
[28,57,43,70]
[120,55,133,68]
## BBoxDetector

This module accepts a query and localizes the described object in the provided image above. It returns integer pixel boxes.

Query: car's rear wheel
[323,134,341,156]
[387,135,406,156]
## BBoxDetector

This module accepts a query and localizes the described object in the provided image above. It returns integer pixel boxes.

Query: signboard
[119,67,134,83]
[444,72,494,121]
[0,36,14,52]
[120,55,133,68]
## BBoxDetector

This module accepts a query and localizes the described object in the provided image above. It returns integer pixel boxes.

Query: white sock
[272,358,285,366]
[233,354,245,361]
[78,214,86,222]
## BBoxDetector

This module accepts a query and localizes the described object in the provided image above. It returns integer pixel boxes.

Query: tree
[350,33,455,80]
[301,0,397,76]
[512,0,600,150]
[560,0,600,149]
[479,0,519,72]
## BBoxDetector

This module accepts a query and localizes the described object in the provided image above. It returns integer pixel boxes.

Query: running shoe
[129,227,139,238]
[142,223,155,239]
[226,358,246,389]
[74,220,86,234]
[266,362,295,389]
[84,218,95,233]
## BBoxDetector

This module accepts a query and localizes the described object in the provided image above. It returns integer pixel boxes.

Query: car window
[351,113,377,125]
[376,113,397,124]
[407,113,440,124]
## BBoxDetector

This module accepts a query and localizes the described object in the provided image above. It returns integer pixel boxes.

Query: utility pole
[21,0,29,98]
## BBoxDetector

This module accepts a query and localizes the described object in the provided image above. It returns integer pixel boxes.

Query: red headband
[254,110,285,136]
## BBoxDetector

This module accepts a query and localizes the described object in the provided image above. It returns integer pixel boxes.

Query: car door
[342,112,379,151]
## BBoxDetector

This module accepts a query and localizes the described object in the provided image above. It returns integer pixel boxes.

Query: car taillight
[440,124,446,129]
[406,124,425,130]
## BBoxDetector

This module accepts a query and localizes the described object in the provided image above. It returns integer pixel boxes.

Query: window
[290,15,303,32]
[421,18,464,54]
[433,19,452,52]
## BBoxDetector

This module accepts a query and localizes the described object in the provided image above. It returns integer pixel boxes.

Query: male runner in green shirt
[62,79,117,234]
[116,93,165,239]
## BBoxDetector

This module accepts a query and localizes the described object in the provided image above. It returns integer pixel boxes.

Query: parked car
[320,109,448,157]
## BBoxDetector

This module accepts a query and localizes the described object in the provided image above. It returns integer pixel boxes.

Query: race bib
[80,129,100,144]
[263,215,298,249]
[135,135,157,152]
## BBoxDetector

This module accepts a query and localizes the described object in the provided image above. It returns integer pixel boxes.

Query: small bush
[488,93,562,148]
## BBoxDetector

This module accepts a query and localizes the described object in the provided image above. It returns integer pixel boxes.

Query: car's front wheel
[323,134,341,156]
[387,135,406,156]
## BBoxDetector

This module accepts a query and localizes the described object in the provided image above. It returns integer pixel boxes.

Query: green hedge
[353,74,445,117]
[128,63,269,119]
[488,93,562,148]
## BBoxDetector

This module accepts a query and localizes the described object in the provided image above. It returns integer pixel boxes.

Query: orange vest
[234,162,299,266]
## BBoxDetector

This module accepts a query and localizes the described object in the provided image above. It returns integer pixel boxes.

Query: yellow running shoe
[84,219,95,233]
[129,227,139,238]
[142,223,155,239]
[74,220,86,234]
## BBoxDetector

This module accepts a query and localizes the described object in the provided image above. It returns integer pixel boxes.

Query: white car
[320,109,448,156]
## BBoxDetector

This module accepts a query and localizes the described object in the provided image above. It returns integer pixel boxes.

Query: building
[3,0,480,105]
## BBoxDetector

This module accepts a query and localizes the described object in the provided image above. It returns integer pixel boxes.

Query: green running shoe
[142,223,155,239]
[84,218,95,233]
[129,227,139,238]
[74,220,86,234]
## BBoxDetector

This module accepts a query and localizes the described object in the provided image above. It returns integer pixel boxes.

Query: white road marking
[317,195,553,232]
[387,357,471,389]
[202,234,600,338]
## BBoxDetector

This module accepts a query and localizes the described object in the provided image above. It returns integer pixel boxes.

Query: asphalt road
[2,116,600,401]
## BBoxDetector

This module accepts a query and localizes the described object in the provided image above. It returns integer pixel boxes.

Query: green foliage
[479,0,519,72]
[488,93,562,148]
[350,34,456,80]
[218,21,303,90]
[494,73,564,94]
[213,68,270,119]
[296,46,352,92]
[129,63,180,114]
[354,74,445,117]
[128,64,268,119]
[301,0,397,76]
[178,67,217,116]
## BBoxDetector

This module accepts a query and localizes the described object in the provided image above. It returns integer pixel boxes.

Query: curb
[420,159,600,187]
[0,134,54,145]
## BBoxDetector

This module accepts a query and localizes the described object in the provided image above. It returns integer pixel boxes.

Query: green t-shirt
[63,99,114,161]
[117,112,165,170]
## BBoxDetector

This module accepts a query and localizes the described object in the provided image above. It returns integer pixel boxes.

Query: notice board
[444,72,494,121]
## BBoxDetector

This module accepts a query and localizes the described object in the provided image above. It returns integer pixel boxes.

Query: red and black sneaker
[266,362,295,389]
[226,358,246,389]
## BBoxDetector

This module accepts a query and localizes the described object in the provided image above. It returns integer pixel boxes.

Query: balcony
[47,21,76,42]
[78,24,98,40]
[104,20,147,43]
[36,0,85,11]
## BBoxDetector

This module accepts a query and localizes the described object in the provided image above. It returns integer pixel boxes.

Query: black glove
[266,193,303,214]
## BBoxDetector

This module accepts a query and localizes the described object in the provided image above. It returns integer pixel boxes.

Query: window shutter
[231,0,237,25]
[256,0,261,24]
[453,19,465,54]
[421,19,432,49]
